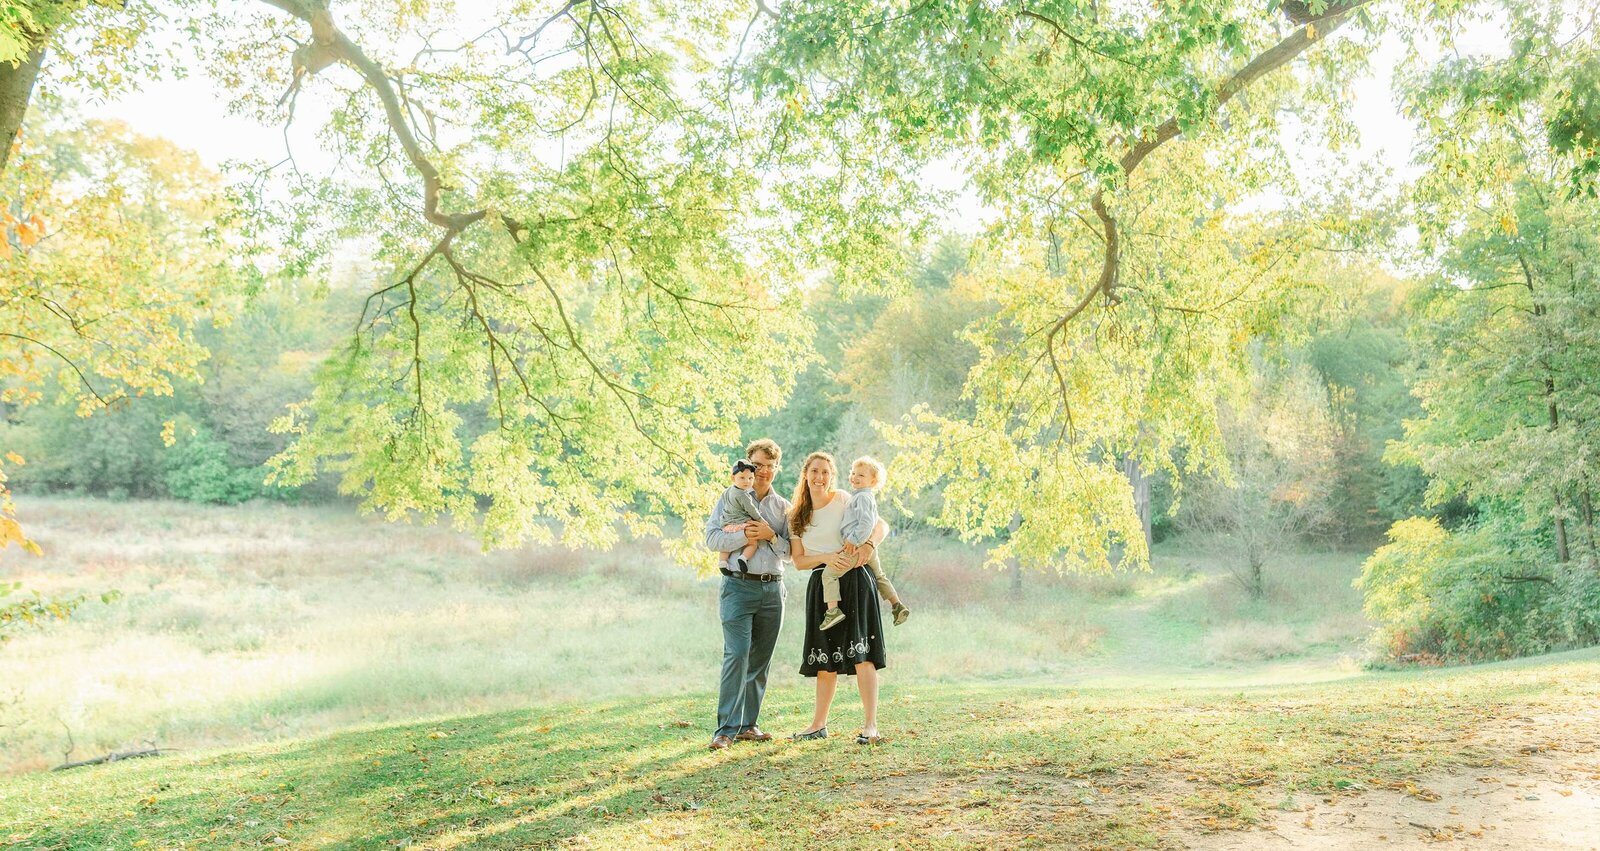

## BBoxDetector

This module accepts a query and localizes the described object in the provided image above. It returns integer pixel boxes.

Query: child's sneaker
[892,603,911,626]
[819,607,846,631]
[733,555,749,573]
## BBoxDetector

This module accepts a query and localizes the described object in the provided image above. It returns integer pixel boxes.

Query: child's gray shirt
[715,486,766,529]
[841,488,880,546]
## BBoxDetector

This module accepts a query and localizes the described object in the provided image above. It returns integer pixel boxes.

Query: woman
[788,451,888,744]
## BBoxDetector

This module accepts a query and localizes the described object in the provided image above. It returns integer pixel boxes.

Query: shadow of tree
[9,654,1600,849]
[8,688,867,849]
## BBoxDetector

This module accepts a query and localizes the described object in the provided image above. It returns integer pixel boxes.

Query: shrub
[1357,516,1600,662]
[164,426,264,505]
[1,398,175,498]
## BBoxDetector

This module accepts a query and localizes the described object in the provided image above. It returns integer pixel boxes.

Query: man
[703,437,789,750]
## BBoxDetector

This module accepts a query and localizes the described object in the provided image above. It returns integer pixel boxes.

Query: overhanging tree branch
[0,332,113,407]
[1043,0,1379,420]
[259,0,485,231]
[1019,8,1142,69]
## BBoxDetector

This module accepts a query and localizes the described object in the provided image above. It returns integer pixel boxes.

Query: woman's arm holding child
[851,518,890,568]
[790,537,850,572]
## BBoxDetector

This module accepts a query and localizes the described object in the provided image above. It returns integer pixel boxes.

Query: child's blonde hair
[852,455,887,489]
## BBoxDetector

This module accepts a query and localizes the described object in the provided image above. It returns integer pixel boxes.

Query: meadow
[0,497,1371,776]
[5,645,1598,848]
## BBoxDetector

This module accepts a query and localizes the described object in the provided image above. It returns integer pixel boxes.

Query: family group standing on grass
[704,438,912,751]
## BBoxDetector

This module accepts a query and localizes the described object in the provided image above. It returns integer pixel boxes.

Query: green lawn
[4,648,1597,849]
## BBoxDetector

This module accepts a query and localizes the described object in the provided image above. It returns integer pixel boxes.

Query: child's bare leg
[720,522,748,568]
[731,537,759,572]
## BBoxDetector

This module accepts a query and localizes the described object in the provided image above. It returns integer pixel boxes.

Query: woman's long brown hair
[789,451,836,539]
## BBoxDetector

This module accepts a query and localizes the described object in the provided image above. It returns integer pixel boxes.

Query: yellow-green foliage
[1356,517,1455,632]
[1357,517,1600,662]
[0,2,36,66]
[1,116,246,564]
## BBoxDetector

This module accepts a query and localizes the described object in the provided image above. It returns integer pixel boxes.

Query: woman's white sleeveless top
[800,492,849,554]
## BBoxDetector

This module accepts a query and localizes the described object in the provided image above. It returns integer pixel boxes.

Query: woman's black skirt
[799,564,887,676]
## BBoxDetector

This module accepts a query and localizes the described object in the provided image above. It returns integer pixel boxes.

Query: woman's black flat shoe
[855,733,887,745]
[790,727,828,741]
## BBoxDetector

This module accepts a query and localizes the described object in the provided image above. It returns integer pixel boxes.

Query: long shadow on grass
[20,660,1595,849]
[18,694,834,849]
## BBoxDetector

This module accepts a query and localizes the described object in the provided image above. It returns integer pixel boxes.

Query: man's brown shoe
[708,735,733,750]
[735,727,773,742]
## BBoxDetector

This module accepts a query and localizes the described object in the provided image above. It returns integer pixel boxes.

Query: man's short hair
[745,437,782,463]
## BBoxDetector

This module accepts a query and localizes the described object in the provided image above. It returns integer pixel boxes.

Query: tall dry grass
[0,498,1371,773]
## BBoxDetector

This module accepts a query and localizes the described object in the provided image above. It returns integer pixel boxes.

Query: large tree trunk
[1581,486,1597,568]
[0,25,52,175]
[1545,379,1571,563]
[1246,541,1265,599]
[1553,491,1571,564]
[1008,512,1022,597]
[1123,456,1152,550]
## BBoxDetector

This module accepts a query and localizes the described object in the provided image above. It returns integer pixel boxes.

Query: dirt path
[1176,709,1600,850]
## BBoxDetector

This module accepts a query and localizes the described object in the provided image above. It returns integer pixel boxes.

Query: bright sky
[69,12,1507,235]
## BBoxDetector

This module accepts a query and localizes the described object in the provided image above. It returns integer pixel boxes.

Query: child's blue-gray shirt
[841,488,881,546]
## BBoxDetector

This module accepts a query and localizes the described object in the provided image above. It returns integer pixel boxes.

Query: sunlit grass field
[7,649,1598,849]
[0,497,1372,775]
